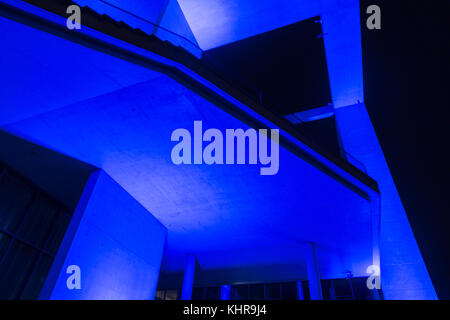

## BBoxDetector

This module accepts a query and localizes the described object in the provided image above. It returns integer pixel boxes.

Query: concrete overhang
[0,0,380,282]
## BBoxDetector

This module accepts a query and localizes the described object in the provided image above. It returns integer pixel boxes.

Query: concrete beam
[284,105,334,124]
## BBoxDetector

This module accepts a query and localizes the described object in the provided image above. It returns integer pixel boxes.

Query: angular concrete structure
[0,0,436,299]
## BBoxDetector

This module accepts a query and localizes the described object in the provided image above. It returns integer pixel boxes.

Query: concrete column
[297,281,304,300]
[40,170,167,300]
[305,242,322,300]
[181,254,196,300]
[220,285,231,300]
[329,280,336,300]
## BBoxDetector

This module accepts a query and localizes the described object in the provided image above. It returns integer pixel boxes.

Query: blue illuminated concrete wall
[335,104,437,299]
[0,14,160,126]
[177,0,320,50]
[176,0,437,299]
[41,170,167,300]
[318,0,437,299]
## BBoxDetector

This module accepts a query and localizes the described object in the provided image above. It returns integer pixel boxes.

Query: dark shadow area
[203,16,332,115]
[360,0,450,299]
[0,130,96,210]
[0,130,96,299]
[294,116,341,158]
[203,16,339,158]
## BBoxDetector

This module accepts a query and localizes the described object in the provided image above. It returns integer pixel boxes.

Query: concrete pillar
[181,254,196,300]
[297,281,304,300]
[40,170,167,300]
[220,285,231,300]
[319,0,436,299]
[305,242,322,300]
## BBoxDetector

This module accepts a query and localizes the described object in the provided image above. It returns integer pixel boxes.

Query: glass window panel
[18,195,59,247]
[249,284,264,300]
[0,174,33,233]
[352,277,371,300]
[265,283,281,300]
[321,279,332,300]
[155,290,165,300]
[231,285,248,300]
[205,287,220,300]
[20,254,53,300]
[334,279,353,299]
[281,282,298,300]
[0,231,11,260]
[0,241,39,299]
[44,212,71,255]
[165,289,179,300]
[192,287,204,300]
[301,281,310,300]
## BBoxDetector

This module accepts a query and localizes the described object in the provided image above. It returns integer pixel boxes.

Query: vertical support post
[305,242,323,300]
[220,285,231,300]
[297,281,304,300]
[330,279,336,300]
[181,254,196,300]
[40,170,167,300]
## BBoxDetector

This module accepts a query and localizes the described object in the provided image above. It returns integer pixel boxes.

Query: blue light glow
[0,0,438,299]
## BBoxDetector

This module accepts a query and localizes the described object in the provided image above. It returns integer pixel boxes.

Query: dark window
[0,241,39,299]
[0,166,73,299]
[281,282,298,300]
[231,285,248,300]
[0,173,33,233]
[155,289,181,300]
[192,287,204,300]
[333,278,354,300]
[44,211,72,255]
[265,283,281,300]
[321,279,332,300]
[249,284,264,300]
[176,278,381,301]
[18,195,59,247]
[20,255,53,300]
[0,232,11,258]
[164,289,179,300]
[205,287,220,300]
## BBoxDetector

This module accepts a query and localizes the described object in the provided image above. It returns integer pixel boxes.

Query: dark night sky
[360,0,450,299]
[205,0,450,299]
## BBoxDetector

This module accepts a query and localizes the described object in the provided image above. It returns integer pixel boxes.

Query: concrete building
[0,0,436,299]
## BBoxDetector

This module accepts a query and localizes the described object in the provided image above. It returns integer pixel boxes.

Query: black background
[360,0,450,299]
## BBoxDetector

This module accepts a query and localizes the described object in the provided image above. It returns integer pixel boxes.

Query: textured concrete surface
[46,170,167,300]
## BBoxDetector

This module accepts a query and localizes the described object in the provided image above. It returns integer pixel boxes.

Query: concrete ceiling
[0,15,160,126]
[0,10,374,281]
[177,0,320,50]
